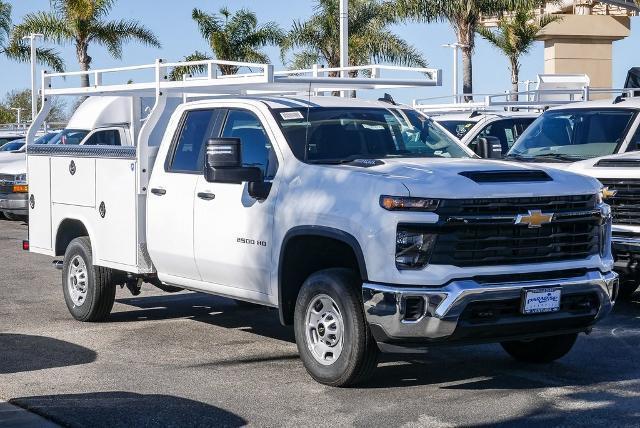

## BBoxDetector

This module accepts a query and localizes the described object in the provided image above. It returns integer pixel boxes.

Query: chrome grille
[599,179,640,226]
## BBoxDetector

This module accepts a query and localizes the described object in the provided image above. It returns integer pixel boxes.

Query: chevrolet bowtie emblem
[601,187,618,199]
[515,209,554,228]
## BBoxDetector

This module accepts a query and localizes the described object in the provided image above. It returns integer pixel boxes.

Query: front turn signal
[12,184,28,193]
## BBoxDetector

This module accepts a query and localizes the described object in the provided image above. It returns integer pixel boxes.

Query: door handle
[197,192,216,201]
[151,188,166,196]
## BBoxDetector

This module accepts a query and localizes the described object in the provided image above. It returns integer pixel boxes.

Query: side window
[170,109,220,173]
[221,109,278,179]
[83,129,121,146]
[627,125,640,152]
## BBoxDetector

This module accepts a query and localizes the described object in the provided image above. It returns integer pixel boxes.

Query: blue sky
[2,0,639,105]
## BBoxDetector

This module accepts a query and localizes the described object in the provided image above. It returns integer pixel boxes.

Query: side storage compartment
[94,158,138,268]
[51,157,96,207]
[27,155,53,253]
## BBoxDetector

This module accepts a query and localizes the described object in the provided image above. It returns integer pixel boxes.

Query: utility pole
[339,0,348,97]
[10,107,22,124]
[442,43,468,103]
[22,33,44,122]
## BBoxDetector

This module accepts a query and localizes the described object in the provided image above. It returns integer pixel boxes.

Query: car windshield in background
[35,132,60,144]
[275,107,470,163]
[48,129,90,145]
[438,120,477,139]
[0,141,25,152]
[507,109,637,161]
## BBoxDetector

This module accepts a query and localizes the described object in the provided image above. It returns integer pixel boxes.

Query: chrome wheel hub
[67,255,88,307]
[305,294,344,365]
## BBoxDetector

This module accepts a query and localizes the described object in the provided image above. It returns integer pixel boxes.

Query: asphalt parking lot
[0,218,639,428]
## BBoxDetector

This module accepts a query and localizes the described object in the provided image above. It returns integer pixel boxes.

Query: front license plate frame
[521,287,562,314]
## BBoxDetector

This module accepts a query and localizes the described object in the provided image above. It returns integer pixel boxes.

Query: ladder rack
[27,58,442,195]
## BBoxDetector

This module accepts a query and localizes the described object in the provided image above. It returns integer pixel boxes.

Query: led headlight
[380,195,440,211]
[396,226,437,269]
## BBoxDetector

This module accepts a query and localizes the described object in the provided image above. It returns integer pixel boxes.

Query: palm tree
[393,0,542,100]
[0,0,64,71]
[171,7,284,79]
[478,8,559,100]
[12,0,161,87]
[281,0,428,75]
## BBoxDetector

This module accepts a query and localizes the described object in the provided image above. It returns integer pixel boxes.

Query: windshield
[438,120,477,139]
[0,141,24,152]
[48,129,90,145]
[35,132,60,144]
[275,107,470,163]
[507,108,637,161]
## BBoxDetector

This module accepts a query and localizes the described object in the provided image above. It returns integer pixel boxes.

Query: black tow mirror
[205,138,262,184]
[475,136,503,159]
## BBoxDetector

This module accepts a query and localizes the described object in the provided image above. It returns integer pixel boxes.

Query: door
[147,108,223,280]
[194,108,279,294]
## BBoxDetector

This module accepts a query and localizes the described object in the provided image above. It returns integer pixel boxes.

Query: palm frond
[168,51,212,81]
[0,0,11,47]
[91,19,161,59]
[3,41,65,71]
[12,11,73,45]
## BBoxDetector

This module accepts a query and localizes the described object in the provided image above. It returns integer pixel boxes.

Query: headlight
[14,173,27,184]
[396,225,437,269]
[380,195,440,211]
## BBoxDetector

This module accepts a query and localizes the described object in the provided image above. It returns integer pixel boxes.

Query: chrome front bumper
[612,235,640,254]
[363,270,618,350]
[0,192,28,215]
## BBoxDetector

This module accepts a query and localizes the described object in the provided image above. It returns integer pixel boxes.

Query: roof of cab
[67,96,133,130]
[547,96,640,111]
[182,95,410,110]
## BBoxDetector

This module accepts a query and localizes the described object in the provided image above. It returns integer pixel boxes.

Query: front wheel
[501,333,578,363]
[62,237,116,322]
[294,268,378,387]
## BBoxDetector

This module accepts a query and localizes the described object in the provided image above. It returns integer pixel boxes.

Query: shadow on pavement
[0,333,96,374]
[9,391,246,428]
[114,292,295,343]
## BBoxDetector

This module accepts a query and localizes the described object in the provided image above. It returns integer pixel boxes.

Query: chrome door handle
[197,192,216,201]
[151,188,166,196]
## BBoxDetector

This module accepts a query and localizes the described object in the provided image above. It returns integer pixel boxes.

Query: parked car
[434,111,539,154]
[0,145,27,220]
[0,139,25,154]
[505,97,640,297]
[26,61,618,387]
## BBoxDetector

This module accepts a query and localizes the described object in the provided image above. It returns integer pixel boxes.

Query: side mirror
[205,138,262,184]
[474,136,503,159]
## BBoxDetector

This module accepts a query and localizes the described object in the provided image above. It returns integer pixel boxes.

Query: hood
[332,157,601,199]
[0,153,26,175]
[564,152,640,180]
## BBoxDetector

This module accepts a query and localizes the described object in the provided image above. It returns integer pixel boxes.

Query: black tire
[62,236,116,322]
[294,268,378,387]
[618,279,639,300]
[501,333,578,363]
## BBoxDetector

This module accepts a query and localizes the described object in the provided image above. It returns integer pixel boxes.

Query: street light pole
[442,43,468,103]
[10,107,22,124]
[339,0,348,97]
[22,33,44,122]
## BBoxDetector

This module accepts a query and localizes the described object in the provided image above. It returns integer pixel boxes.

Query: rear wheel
[62,237,116,322]
[294,268,378,387]
[501,333,578,363]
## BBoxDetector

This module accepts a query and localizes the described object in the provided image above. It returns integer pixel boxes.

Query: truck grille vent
[459,170,552,183]
[595,158,640,168]
[436,194,596,217]
[427,221,599,267]
[598,179,640,226]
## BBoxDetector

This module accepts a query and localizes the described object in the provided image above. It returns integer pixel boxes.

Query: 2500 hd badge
[237,237,267,247]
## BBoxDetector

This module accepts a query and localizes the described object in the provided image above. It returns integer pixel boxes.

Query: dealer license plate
[521,288,561,314]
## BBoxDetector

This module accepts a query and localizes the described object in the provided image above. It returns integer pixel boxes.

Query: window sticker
[280,111,304,120]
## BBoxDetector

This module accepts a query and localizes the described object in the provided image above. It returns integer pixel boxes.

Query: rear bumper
[362,270,617,352]
[0,192,27,215]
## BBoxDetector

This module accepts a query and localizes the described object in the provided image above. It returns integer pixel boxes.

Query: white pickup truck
[505,97,640,297]
[25,60,618,386]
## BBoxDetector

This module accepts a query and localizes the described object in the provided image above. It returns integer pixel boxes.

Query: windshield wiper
[531,153,585,162]
[504,153,535,162]
[307,155,383,165]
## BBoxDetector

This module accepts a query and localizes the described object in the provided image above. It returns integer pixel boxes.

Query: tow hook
[124,277,143,296]
[52,260,63,270]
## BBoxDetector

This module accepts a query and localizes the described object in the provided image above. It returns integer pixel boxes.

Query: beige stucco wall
[537,15,630,90]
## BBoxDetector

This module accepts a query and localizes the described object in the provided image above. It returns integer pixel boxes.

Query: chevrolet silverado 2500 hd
[25,60,618,386]
[505,97,640,297]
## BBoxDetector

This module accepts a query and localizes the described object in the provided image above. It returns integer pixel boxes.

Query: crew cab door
[193,108,279,295]
[147,109,224,280]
